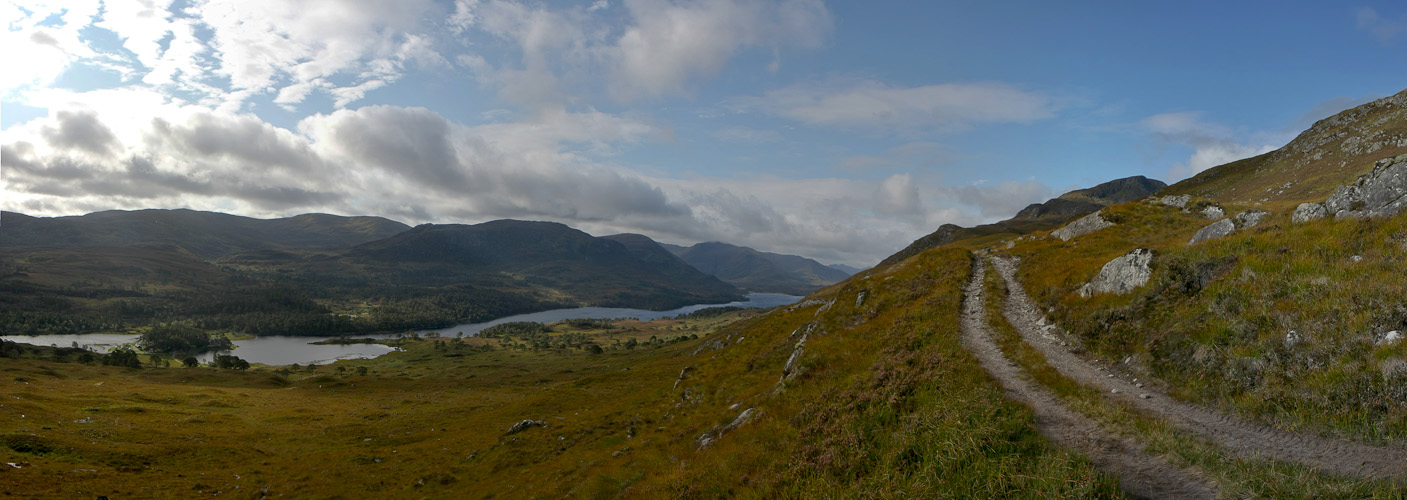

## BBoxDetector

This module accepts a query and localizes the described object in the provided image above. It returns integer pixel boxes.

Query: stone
[1234,209,1269,228]
[1189,219,1235,244]
[1202,205,1225,219]
[1324,154,1407,218]
[1157,194,1191,208]
[697,408,758,449]
[505,419,546,435]
[1079,248,1154,297]
[1292,202,1327,223]
[1051,211,1115,241]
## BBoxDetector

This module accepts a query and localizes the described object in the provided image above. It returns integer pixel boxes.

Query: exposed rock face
[1324,154,1407,218]
[696,408,758,449]
[1189,219,1235,244]
[506,420,546,435]
[1202,205,1225,219]
[1153,194,1191,208]
[1079,248,1154,297]
[1051,211,1114,241]
[1234,209,1268,228]
[1293,202,1328,223]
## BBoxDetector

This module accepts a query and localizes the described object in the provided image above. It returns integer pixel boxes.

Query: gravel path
[990,255,1407,482]
[960,255,1219,499]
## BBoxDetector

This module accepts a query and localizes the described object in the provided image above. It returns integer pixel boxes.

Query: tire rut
[989,255,1407,482]
[959,255,1218,499]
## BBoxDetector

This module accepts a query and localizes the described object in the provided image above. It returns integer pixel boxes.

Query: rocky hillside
[1165,88,1407,204]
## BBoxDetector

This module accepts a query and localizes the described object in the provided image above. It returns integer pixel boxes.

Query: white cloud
[608,0,831,99]
[1141,111,1281,180]
[0,1,100,92]
[4,91,1054,267]
[734,79,1056,130]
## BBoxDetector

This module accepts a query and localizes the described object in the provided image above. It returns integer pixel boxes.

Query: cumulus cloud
[1,0,446,109]
[1141,112,1280,181]
[732,79,1056,130]
[0,2,100,92]
[608,0,831,99]
[455,0,831,108]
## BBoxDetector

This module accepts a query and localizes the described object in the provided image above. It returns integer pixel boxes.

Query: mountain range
[660,241,853,295]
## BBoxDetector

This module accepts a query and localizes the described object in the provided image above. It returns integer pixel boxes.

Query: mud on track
[959,255,1218,499]
[990,255,1407,482]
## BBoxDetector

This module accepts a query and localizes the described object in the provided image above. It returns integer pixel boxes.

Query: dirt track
[989,255,1407,482]
[959,255,1218,499]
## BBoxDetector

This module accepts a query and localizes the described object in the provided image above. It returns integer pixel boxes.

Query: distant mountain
[828,263,865,276]
[1164,89,1407,203]
[0,209,410,258]
[662,241,851,295]
[328,221,743,309]
[878,175,1166,267]
[0,214,741,335]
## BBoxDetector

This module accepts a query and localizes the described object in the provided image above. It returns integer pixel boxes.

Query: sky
[2,1,1405,267]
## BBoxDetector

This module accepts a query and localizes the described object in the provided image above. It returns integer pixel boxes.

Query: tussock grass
[981,261,1405,498]
[1009,201,1407,443]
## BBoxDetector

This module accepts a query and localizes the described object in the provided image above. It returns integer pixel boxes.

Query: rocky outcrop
[1079,248,1154,297]
[696,408,758,449]
[1323,154,1407,218]
[1189,209,1271,244]
[1051,211,1114,241]
[1234,209,1268,228]
[1189,219,1235,244]
[506,419,546,435]
[1151,194,1191,208]
[1293,202,1327,223]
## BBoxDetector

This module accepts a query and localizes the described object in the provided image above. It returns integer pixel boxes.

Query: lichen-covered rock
[1079,248,1154,297]
[1154,194,1191,208]
[1051,211,1114,241]
[1201,205,1225,219]
[1234,209,1268,228]
[1189,219,1235,244]
[1324,154,1407,218]
[1292,202,1327,223]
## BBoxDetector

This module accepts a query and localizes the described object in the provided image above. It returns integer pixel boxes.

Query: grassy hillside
[1004,200,1407,443]
[0,209,410,258]
[0,247,1121,499]
[879,176,1166,267]
[0,218,742,336]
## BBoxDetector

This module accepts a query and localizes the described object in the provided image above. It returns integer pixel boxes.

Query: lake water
[1,293,800,366]
[416,292,801,337]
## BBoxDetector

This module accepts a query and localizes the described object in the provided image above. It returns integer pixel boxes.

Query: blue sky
[2,0,1405,266]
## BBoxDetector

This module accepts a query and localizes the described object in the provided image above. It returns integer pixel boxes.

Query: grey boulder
[1189,219,1235,244]
[1292,202,1327,223]
[1052,211,1114,241]
[1079,248,1154,297]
